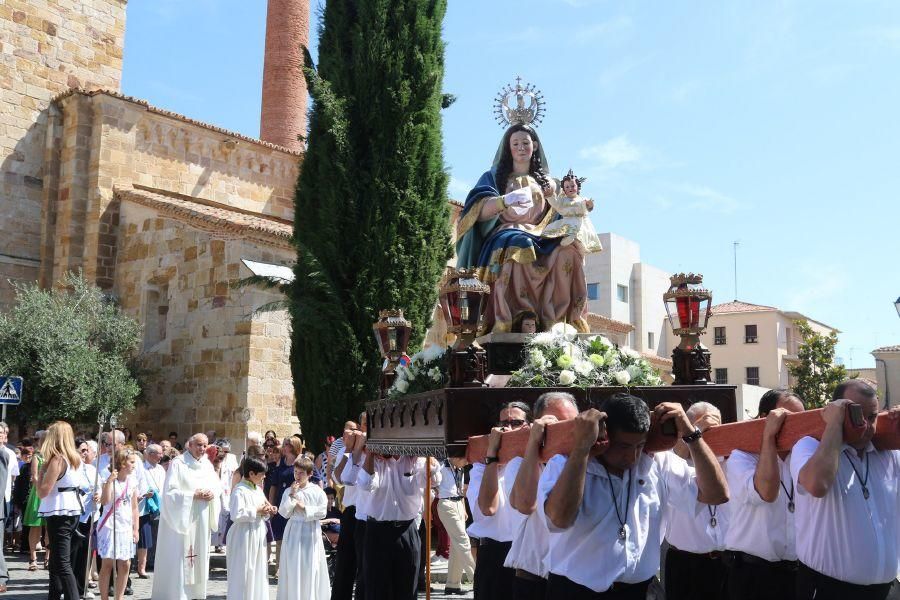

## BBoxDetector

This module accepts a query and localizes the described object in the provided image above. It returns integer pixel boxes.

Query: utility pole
[733,241,740,301]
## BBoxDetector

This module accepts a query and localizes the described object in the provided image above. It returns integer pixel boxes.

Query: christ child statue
[541,169,603,254]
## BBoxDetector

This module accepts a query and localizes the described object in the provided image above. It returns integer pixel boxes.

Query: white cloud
[669,81,700,104]
[574,16,632,46]
[597,55,652,89]
[858,26,900,50]
[448,176,471,201]
[559,0,606,7]
[786,264,847,310]
[579,135,642,169]
[671,183,742,213]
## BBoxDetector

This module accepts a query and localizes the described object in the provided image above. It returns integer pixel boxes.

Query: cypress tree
[291,0,452,445]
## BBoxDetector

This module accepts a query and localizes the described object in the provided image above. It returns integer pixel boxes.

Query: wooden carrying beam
[466,408,900,464]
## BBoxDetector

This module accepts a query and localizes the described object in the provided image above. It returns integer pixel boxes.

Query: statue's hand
[503,187,531,208]
[585,198,594,211]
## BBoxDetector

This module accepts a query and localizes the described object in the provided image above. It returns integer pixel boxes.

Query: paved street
[2,550,472,599]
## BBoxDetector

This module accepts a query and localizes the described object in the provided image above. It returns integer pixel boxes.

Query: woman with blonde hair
[36,421,84,600]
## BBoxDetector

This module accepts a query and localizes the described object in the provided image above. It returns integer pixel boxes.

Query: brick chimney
[259,0,309,152]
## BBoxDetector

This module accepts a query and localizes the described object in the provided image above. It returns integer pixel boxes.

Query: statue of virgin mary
[455,121,589,333]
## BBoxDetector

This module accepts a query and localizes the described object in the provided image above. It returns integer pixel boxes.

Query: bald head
[534,392,579,421]
[187,433,209,460]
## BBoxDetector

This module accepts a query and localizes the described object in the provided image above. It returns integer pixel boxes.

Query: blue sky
[121,0,900,368]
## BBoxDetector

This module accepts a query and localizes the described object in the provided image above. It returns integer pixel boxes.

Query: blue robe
[455,169,562,281]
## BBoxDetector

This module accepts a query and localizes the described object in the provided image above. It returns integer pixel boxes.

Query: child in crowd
[226,457,276,600]
[276,456,330,600]
[97,449,138,600]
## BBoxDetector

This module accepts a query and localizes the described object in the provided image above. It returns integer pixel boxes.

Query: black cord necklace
[707,504,718,528]
[601,463,631,541]
[780,478,795,513]
[843,450,870,500]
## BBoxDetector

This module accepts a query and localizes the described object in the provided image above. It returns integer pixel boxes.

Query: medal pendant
[788,501,795,513]
[863,487,870,500]
[618,525,626,540]
[710,516,717,528]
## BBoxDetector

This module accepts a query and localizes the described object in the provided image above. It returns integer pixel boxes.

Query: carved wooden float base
[364,385,737,458]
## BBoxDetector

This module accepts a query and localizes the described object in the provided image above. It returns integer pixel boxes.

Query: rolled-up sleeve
[537,454,567,532]
[341,453,361,486]
[789,436,818,496]
[660,451,699,512]
[727,449,769,507]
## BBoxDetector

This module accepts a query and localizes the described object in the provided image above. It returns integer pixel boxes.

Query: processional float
[361,78,900,599]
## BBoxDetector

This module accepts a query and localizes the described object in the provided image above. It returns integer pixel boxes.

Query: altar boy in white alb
[539,394,729,598]
[792,380,900,600]
[151,433,222,600]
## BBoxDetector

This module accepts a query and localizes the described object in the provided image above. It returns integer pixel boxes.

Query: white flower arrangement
[387,345,449,399]
[508,323,665,388]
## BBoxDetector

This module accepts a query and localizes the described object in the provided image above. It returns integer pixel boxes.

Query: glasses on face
[498,419,526,428]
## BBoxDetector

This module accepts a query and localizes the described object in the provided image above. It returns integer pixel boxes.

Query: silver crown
[493,76,546,128]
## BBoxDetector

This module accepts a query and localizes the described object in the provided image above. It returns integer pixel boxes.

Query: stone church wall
[42,90,300,291]
[0,0,126,307]
[115,200,298,443]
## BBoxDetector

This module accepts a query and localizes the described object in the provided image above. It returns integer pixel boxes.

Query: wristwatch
[484,456,499,465]
[682,427,703,444]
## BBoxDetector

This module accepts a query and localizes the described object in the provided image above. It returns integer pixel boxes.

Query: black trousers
[46,515,81,600]
[72,520,93,596]
[331,505,357,600]
[725,551,796,600]
[354,519,367,600]
[547,573,653,600]
[473,539,515,600]
[363,518,420,600]
[796,562,893,600]
[513,572,547,600]
[665,546,727,600]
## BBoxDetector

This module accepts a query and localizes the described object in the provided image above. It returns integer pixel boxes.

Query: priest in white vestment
[151,434,221,600]
[276,455,331,600]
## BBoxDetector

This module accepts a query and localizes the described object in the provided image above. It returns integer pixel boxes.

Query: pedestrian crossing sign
[0,376,23,405]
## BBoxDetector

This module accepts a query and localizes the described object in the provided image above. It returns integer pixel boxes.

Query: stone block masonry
[0,0,126,307]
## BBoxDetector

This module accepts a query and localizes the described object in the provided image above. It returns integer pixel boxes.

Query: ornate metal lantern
[439,268,491,387]
[439,268,491,348]
[664,273,713,385]
[373,309,412,395]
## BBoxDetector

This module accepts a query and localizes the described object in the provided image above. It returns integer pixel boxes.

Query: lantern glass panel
[463,294,483,330]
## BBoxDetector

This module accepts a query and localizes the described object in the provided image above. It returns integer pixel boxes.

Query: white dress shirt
[340,452,370,520]
[724,450,796,561]
[791,437,900,585]
[502,457,552,578]
[538,451,698,593]
[358,456,439,522]
[466,462,526,543]
[2,445,20,502]
[77,462,101,523]
[437,464,463,499]
[665,454,729,554]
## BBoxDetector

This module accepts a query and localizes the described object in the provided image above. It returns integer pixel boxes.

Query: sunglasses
[498,419,526,428]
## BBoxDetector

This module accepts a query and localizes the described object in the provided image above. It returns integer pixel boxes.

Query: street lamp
[894,296,899,319]
[664,273,713,385]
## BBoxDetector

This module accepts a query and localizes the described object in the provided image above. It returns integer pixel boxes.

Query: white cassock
[225,482,269,600]
[151,451,221,600]
[275,483,331,600]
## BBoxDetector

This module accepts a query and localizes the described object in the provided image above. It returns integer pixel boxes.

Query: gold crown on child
[493,76,546,128]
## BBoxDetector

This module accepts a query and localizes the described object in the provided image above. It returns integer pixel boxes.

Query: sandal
[27,561,37,571]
